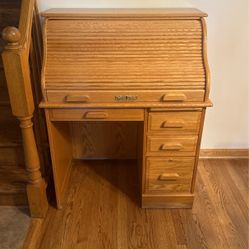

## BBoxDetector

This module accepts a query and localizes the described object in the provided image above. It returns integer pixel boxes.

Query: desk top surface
[42,8,207,18]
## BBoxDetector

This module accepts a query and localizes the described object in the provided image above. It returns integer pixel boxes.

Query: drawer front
[46,90,204,103]
[145,157,195,193]
[49,109,144,121]
[147,136,198,156]
[148,111,201,134]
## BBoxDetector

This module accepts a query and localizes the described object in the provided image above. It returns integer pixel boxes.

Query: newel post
[2,27,48,218]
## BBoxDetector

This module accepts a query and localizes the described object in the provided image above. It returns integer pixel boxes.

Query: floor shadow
[16,206,30,216]
[80,159,140,206]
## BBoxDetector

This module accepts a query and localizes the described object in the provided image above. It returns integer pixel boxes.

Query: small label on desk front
[115,95,138,102]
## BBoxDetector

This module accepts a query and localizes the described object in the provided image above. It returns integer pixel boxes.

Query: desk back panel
[71,122,139,159]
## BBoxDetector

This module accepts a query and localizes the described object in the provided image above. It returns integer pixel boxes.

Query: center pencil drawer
[145,157,195,193]
[147,136,198,156]
[49,109,144,121]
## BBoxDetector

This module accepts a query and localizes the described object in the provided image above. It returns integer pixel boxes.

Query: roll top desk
[40,8,212,209]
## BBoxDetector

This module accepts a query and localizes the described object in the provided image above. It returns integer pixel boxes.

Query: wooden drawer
[148,111,201,134]
[49,109,144,121]
[147,136,198,156]
[145,157,195,193]
[46,90,205,104]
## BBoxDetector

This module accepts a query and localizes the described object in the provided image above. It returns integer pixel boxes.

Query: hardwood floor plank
[36,159,248,249]
[171,210,186,246]
[88,161,118,249]
[225,159,248,206]
[220,160,248,219]
[177,208,208,249]
[195,161,230,249]
[201,159,248,249]
[146,209,178,249]
[117,160,156,249]
[117,164,129,249]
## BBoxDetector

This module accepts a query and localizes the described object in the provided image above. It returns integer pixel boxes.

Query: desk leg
[45,110,73,209]
[19,116,48,218]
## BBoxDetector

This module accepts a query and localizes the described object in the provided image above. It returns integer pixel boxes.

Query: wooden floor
[36,159,248,249]
[0,164,28,205]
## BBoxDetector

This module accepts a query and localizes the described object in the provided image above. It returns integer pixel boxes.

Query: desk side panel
[45,110,73,208]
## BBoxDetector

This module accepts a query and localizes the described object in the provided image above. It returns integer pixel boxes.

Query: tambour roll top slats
[42,9,207,91]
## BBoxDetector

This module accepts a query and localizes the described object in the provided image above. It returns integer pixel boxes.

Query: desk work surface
[41,9,211,209]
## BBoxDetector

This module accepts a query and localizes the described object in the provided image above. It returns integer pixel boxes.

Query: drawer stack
[142,110,203,208]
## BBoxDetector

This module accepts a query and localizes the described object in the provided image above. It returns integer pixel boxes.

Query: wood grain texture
[22,218,43,249]
[42,12,206,92]
[0,0,25,204]
[71,122,139,159]
[190,109,206,193]
[0,0,50,209]
[0,164,28,206]
[142,193,194,208]
[41,9,211,209]
[145,157,195,193]
[46,90,205,103]
[39,100,213,109]
[0,0,20,106]
[45,111,73,209]
[146,135,198,156]
[148,111,201,134]
[33,159,248,249]
[29,1,51,177]
[0,105,22,147]
[42,8,208,18]
[1,0,49,217]
[200,149,249,158]
[201,17,211,101]
[0,1,21,32]
[49,108,144,121]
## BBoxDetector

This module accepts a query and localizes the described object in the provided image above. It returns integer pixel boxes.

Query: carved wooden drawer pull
[85,111,109,119]
[161,120,185,128]
[65,95,90,103]
[160,143,183,151]
[159,173,180,181]
[162,93,187,102]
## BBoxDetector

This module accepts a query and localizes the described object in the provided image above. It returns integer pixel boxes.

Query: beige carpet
[0,207,30,249]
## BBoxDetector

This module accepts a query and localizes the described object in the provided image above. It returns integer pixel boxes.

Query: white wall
[38,0,249,149]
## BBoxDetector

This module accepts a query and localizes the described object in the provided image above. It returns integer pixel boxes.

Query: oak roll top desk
[40,8,212,209]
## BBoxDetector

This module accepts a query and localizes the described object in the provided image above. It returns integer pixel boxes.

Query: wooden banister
[1,0,48,218]
[19,0,35,50]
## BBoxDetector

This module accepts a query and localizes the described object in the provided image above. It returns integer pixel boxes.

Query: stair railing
[1,0,48,218]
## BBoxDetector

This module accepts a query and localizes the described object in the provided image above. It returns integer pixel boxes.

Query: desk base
[44,108,205,209]
[142,194,194,208]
